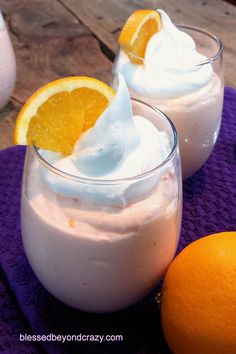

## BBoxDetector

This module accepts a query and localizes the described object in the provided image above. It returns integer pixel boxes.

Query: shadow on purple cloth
[0,87,235,354]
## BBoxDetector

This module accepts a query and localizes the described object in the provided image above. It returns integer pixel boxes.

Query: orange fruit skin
[13,76,115,155]
[119,10,161,64]
[161,232,236,354]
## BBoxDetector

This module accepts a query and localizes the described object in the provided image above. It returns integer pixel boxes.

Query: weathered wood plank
[0,101,20,150]
[60,0,236,87]
[1,0,88,37]
[10,33,112,103]
[0,0,112,149]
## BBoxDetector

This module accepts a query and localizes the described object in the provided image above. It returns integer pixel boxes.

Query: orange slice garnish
[119,9,161,64]
[13,77,115,155]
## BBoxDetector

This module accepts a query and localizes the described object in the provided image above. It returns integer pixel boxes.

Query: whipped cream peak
[145,10,203,69]
[40,74,171,206]
[0,11,5,30]
[116,10,213,98]
[72,74,140,176]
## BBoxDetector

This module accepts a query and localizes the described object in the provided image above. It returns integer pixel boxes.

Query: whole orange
[161,231,236,354]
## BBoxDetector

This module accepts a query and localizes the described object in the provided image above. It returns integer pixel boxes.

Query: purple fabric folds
[0,87,235,354]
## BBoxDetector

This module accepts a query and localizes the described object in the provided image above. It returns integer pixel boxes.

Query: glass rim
[32,98,178,186]
[120,24,223,67]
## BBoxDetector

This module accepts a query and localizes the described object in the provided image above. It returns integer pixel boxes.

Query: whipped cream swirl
[115,10,213,98]
[0,11,5,29]
[40,75,171,207]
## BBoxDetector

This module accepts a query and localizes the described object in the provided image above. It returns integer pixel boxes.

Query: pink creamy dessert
[21,76,182,312]
[0,11,16,110]
[113,10,224,179]
[137,75,223,179]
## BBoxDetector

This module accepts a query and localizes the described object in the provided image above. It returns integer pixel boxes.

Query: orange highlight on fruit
[14,77,115,155]
[119,9,161,64]
[161,231,236,354]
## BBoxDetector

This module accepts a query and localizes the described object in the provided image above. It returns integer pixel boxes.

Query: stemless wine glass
[21,99,182,313]
[112,25,224,179]
[0,10,16,110]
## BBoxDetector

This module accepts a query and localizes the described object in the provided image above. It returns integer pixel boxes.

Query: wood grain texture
[61,0,236,87]
[0,101,21,150]
[0,0,112,149]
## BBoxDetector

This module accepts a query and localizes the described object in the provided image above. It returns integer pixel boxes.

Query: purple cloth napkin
[0,87,236,354]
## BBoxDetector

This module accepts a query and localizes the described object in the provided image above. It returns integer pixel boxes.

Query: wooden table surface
[0,0,235,150]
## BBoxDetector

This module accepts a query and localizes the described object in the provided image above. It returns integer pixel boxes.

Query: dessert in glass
[113,9,224,179]
[0,10,16,110]
[15,75,182,313]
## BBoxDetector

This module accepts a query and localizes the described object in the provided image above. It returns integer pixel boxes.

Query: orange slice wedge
[119,9,161,64]
[13,77,115,155]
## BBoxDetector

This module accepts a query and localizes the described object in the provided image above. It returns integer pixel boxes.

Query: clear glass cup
[0,11,16,110]
[21,99,182,313]
[112,25,224,179]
